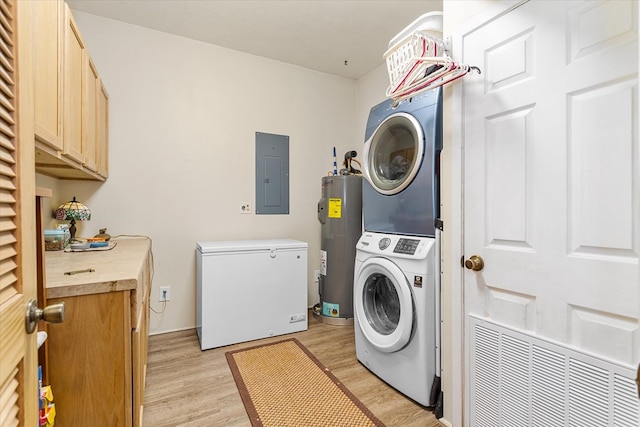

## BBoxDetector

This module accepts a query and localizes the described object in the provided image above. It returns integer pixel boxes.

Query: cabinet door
[83,55,99,172]
[34,0,63,150]
[47,291,132,426]
[62,4,85,164]
[132,297,148,426]
[97,79,109,178]
[132,254,150,426]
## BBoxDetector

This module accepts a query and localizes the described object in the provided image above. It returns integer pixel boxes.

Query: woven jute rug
[226,338,386,427]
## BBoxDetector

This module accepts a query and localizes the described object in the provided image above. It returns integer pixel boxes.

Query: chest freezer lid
[197,239,308,254]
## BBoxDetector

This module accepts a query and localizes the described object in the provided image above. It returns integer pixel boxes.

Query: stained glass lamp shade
[55,197,91,242]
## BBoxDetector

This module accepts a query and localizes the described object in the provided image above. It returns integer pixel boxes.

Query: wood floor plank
[143,311,441,426]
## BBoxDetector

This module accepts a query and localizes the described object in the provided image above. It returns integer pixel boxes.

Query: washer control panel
[393,238,420,255]
[356,232,435,260]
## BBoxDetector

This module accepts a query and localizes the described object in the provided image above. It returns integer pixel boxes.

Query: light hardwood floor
[143,310,442,426]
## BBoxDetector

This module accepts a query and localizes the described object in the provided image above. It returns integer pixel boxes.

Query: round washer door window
[354,257,415,353]
[363,112,424,195]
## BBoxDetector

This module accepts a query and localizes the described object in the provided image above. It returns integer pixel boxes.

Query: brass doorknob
[465,255,484,271]
[25,299,65,334]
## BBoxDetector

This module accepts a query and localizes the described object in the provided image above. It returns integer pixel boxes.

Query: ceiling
[65,0,442,80]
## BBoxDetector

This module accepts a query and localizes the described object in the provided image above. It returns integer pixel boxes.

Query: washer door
[363,112,424,195]
[354,257,415,353]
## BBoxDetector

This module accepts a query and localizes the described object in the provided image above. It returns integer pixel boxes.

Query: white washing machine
[354,231,440,406]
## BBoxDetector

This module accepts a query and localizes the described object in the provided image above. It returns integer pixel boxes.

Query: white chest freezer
[196,239,308,350]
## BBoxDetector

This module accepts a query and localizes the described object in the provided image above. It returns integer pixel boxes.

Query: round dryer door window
[354,257,415,353]
[363,112,424,195]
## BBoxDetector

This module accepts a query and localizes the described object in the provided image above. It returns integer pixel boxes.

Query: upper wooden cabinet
[62,5,85,164]
[98,80,109,178]
[84,55,110,178]
[34,1,108,181]
[34,0,63,151]
[83,55,99,173]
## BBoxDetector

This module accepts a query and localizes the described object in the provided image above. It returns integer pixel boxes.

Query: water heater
[315,175,362,325]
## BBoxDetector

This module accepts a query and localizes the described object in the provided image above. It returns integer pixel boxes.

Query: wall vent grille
[470,315,639,426]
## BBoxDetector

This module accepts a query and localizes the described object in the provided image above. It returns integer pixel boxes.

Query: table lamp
[55,197,91,242]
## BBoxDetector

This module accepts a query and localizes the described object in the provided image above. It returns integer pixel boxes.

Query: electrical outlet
[314,270,320,283]
[159,286,170,302]
[240,203,251,214]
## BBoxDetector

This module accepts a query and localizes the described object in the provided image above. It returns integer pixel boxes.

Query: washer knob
[379,238,391,250]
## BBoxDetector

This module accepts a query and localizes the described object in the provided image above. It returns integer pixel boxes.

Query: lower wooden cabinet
[46,240,150,426]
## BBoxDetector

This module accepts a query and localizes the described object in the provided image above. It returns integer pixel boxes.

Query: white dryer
[354,231,440,406]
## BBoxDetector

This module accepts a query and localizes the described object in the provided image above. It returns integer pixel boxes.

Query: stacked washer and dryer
[354,87,442,410]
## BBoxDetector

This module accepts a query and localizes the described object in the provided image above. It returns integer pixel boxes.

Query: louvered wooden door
[0,0,38,426]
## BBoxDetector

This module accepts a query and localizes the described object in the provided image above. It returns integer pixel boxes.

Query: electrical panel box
[255,132,289,214]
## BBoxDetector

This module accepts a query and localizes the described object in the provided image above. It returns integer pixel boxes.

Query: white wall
[355,65,389,141]
[43,11,361,334]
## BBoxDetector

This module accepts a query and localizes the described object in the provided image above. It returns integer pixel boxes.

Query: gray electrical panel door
[256,132,289,214]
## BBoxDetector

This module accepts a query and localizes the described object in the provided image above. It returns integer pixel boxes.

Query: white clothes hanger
[384,29,481,105]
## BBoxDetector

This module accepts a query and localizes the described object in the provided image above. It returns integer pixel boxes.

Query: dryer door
[354,257,415,353]
[363,112,424,195]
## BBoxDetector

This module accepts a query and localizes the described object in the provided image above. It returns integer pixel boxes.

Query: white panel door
[461,0,638,423]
